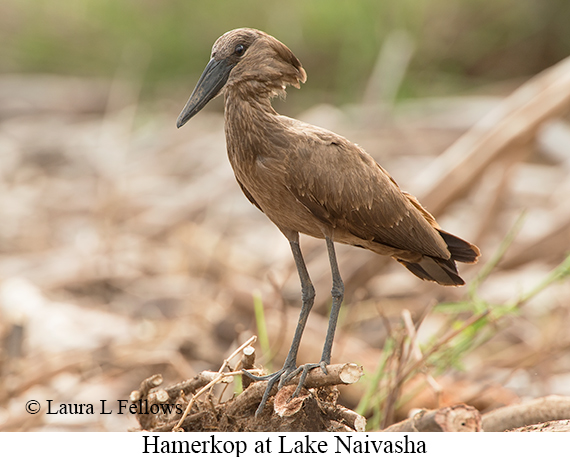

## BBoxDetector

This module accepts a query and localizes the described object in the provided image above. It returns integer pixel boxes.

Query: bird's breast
[227,143,327,239]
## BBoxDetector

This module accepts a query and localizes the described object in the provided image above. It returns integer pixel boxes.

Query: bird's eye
[234,44,245,56]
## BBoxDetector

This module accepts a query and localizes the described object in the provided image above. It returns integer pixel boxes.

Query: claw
[255,372,282,417]
[241,369,272,382]
[280,366,303,387]
[290,363,319,399]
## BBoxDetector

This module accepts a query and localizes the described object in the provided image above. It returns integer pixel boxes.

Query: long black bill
[176,58,233,128]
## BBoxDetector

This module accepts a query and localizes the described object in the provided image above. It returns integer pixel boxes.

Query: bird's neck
[224,85,279,121]
[223,88,283,161]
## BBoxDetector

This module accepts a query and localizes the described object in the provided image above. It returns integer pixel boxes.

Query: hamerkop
[177,28,480,415]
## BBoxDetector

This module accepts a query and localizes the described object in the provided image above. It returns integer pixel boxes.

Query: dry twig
[383,404,482,432]
[482,395,570,432]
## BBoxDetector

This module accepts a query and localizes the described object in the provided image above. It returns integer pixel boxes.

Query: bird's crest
[214,28,306,97]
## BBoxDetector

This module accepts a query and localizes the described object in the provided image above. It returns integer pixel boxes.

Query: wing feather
[281,120,449,259]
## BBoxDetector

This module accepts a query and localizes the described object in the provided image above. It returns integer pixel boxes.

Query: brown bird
[177,28,480,415]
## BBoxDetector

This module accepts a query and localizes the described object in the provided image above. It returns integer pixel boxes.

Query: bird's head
[177,28,306,128]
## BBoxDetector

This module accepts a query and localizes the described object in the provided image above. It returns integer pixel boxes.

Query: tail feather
[397,231,480,286]
[398,257,464,286]
[438,230,480,263]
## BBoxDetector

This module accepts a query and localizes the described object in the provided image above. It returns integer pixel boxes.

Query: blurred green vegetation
[2,0,570,108]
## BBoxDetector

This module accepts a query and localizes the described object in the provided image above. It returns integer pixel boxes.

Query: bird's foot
[242,361,328,416]
[242,365,294,417]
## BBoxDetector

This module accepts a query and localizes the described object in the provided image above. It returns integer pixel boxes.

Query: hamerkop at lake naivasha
[177,28,480,415]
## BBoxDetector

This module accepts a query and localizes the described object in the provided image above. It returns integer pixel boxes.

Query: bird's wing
[281,120,449,259]
[236,176,264,212]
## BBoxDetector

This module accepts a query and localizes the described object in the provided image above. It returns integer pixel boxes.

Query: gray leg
[287,236,344,396]
[243,237,316,416]
[281,239,316,369]
[244,236,344,416]
[320,236,344,367]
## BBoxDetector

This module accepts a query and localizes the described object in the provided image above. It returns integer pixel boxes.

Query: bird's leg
[284,236,345,398]
[242,237,316,416]
[281,238,317,372]
[320,236,344,372]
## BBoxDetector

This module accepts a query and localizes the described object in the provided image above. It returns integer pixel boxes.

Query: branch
[383,404,482,432]
[482,395,570,432]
